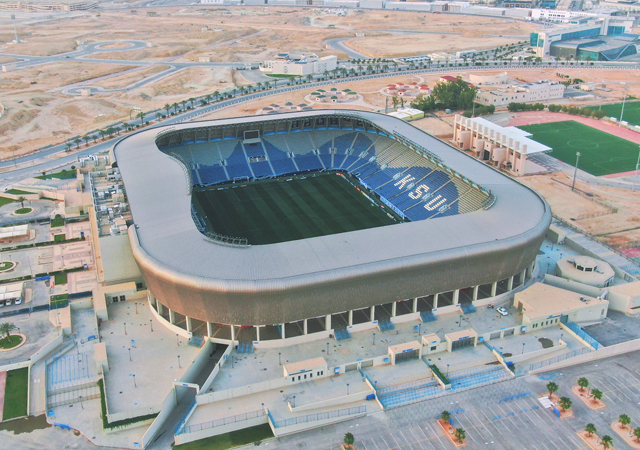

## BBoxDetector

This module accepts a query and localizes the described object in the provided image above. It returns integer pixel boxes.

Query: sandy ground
[88,65,170,90]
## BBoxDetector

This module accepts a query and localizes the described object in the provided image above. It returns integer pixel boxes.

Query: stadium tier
[113,110,551,343]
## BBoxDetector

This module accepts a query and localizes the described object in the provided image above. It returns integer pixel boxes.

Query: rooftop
[516,282,608,319]
[463,117,552,155]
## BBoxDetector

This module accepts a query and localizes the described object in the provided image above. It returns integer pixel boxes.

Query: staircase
[334,327,352,341]
[420,311,437,323]
[378,316,395,331]
[460,303,477,314]
[237,342,254,354]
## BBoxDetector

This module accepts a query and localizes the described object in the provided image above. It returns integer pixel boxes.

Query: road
[0,61,638,187]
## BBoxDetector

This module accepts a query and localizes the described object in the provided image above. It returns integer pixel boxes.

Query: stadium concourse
[112,110,551,348]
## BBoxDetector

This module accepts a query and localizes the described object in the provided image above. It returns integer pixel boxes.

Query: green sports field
[587,100,640,127]
[192,172,403,245]
[519,120,640,176]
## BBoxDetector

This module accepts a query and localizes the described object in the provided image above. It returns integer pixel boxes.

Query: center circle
[567,140,598,150]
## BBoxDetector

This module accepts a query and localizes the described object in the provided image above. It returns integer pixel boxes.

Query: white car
[14,297,22,305]
[5,299,12,306]
[496,307,509,316]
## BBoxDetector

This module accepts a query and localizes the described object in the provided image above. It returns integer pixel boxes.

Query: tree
[74,138,81,148]
[16,196,26,209]
[172,103,178,114]
[65,142,72,152]
[0,322,18,342]
[164,103,171,115]
[634,427,640,443]
[454,428,466,443]
[619,414,631,429]
[343,432,355,446]
[213,91,220,101]
[99,130,106,141]
[83,135,90,146]
[559,397,572,412]
[440,410,451,422]
[188,97,195,108]
[547,381,559,398]
[585,423,597,437]
[181,100,187,111]
[137,111,145,123]
[601,435,613,449]
[591,388,603,404]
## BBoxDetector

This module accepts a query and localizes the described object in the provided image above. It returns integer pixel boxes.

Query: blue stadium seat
[271,159,297,176]
[320,153,333,169]
[199,165,229,185]
[294,154,323,172]
[244,143,265,158]
[226,163,252,180]
[333,133,356,152]
[251,161,274,178]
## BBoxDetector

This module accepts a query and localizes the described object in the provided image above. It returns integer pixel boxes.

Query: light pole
[326,342,330,355]
[293,395,296,408]
[571,152,581,191]
[124,322,127,335]
[447,363,450,375]
[619,83,627,126]
[150,319,153,332]
[176,334,180,346]
[135,302,138,314]
[132,374,137,387]
[128,348,132,361]
[79,395,84,409]
[373,332,376,345]
[347,383,350,396]
[278,352,281,366]
[178,355,181,368]
[634,145,640,191]
[522,343,525,355]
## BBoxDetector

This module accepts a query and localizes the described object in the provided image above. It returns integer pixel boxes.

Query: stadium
[112,110,551,347]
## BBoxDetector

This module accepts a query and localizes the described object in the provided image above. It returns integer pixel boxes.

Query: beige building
[514,283,608,330]
[0,0,97,11]
[453,115,549,175]
[260,53,337,77]
[475,81,565,107]
[556,256,615,288]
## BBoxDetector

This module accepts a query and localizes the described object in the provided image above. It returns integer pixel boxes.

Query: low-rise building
[556,256,615,288]
[514,283,608,329]
[475,81,565,107]
[259,53,337,77]
[453,115,550,175]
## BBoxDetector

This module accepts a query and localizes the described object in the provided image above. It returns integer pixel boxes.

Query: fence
[272,405,366,428]
[523,347,593,373]
[560,315,600,350]
[180,408,266,435]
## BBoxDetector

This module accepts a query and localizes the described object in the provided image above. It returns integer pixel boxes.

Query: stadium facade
[113,110,551,345]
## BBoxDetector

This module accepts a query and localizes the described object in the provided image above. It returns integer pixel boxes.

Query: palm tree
[585,423,597,437]
[83,135,90,146]
[255,82,262,92]
[99,130,106,141]
[454,428,466,443]
[73,138,81,148]
[343,432,355,447]
[156,112,162,120]
[578,377,589,393]
[306,74,313,83]
[205,94,212,103]
[601,435,613,449]
[559,397,572,412]
[440,410,451,422]
[181,100,187,111]
[546,381,559,399]
[591,388,603,404]
[323,70,329,80]
[17,196,26,209]
[65,142,72,152]
[634,427,640,443]
[164,103,171,115]
[137,111,145,124]
[619,414,631,429]
[188,97,195,108]
[0,322,18,342]
[213,91,220,101]
[172,103,178,114]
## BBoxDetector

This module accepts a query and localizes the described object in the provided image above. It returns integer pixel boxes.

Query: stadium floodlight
[571,152,581,192]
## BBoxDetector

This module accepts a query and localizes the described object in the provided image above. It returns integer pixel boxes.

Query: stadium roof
[466,117,551,155]
[114,110,550,291]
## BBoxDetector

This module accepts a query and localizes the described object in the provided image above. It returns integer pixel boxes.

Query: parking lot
[254,350,640,450]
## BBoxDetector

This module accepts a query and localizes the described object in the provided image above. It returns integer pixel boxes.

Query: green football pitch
[192,172,403,245]
[587,100,640,127]
[518,120,640,176]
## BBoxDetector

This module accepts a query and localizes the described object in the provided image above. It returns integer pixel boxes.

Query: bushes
[462,104,495,118]
[548,104,606,119]
[507,102,545,112]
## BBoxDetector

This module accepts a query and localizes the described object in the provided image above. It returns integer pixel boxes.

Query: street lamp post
[571,152,581,191]
[326,342,330,355]
[132,374,137,388]
[293,395,296,408]
[124,322,127,335]
[128,348,132,361]
[373,332,376,345]
[447,364,450,375]
[150,319,153,332]
[347,383,350,396]
[178,355,181,368]
[79,395,83,409]
[522,343,526,355]
[176,334,180,346]
[278,352,281,366]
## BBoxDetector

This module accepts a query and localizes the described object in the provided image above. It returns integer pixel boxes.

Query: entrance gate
[395,349,419,363]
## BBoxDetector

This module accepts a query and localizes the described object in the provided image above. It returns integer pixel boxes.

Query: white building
[260,53,337,77]
[453,115,550,175]
[475,81,565,107]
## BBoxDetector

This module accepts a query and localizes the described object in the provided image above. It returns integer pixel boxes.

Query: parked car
[14,297,22,305]
[496,306,509,316]
[5,299,12,306]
